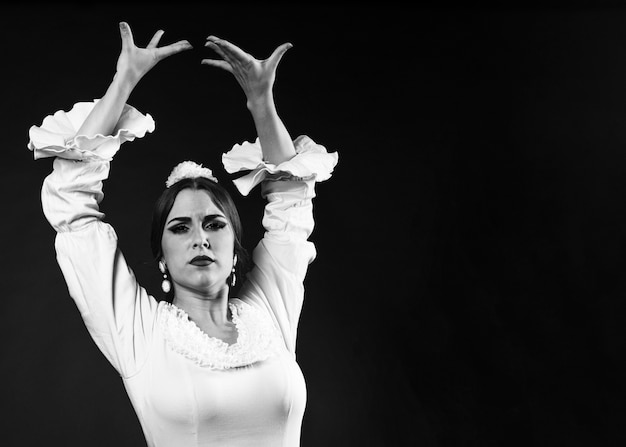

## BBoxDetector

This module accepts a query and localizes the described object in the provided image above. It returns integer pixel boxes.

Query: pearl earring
[159,260,171,294]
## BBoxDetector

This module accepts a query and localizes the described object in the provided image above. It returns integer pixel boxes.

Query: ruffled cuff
[27,100,155,162]
[222,135,339,196]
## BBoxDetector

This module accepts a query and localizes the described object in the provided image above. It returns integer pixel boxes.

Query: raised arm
[204,37,340,354]
[77,22,192,138]
[29,23,192,378]
[201,36,295,165]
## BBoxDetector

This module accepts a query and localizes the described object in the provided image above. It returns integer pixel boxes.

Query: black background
[2,2,626,446]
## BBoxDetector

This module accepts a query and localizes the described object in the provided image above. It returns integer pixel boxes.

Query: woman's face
[161,188,235,297]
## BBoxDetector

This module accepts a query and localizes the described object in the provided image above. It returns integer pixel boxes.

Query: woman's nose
[193,238,210,249]
[192,228,210,249]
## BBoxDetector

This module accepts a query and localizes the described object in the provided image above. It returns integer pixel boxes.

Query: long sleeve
[223,136,339,356]
[32,101,158,378]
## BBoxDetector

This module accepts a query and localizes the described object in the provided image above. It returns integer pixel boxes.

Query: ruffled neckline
[158,299,284,369]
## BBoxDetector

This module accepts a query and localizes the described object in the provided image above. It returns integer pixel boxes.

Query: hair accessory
[159,260,172,294]
[166,161,218,188]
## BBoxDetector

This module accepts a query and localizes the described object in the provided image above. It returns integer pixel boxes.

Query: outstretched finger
[205,41,237,67]
[147,29,165,49]
[119,22,135,50]
[268,42,293,70]
[207,36,250,63]
[156,40,193,59]
[201,59,233,73]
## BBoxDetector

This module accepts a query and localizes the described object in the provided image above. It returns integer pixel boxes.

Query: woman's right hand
[75,22,191,140]
[116,22,192,88]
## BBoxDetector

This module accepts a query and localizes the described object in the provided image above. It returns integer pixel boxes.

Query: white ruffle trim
[27,100,155,162]
[222,135,339,196]
[158,299,284,369]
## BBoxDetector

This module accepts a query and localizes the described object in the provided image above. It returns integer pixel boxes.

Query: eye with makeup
[169,224,189,234]
[204,220,227,231]
[167,217,227,235]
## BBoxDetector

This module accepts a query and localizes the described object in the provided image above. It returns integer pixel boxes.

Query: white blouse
[28,101,339,447]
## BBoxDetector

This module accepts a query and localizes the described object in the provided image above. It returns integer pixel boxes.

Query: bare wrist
[246,92,274,114]
[112,71,139,96]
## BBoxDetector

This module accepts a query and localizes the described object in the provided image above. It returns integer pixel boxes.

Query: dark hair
[150,177,250,298]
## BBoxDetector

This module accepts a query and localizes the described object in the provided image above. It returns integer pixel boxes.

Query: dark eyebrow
[167,214,225,225]
[167,217,191,225]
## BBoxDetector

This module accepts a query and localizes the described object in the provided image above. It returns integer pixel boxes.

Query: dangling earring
[230,254,238,287]
[159,260,171,294]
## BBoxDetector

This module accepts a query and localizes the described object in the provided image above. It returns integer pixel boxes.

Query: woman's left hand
[201,36,292,109]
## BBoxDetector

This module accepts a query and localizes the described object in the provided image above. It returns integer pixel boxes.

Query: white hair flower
[166,161,218,188]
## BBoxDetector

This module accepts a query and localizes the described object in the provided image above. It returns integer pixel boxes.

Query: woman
[28,22,338,446]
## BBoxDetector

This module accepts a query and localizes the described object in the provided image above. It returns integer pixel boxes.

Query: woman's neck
[172,286,231,326]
